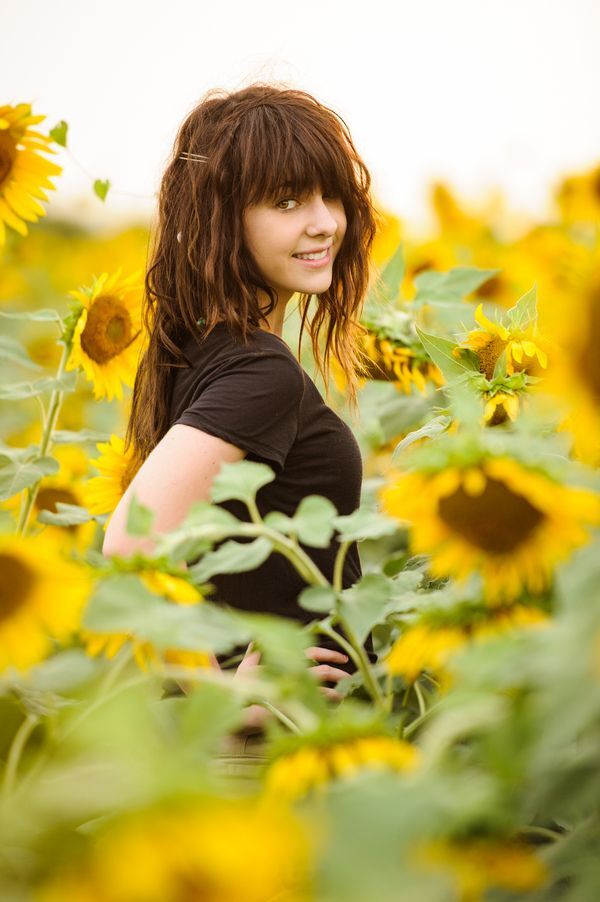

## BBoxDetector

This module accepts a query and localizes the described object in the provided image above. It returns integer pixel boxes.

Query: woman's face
[242,186,347,309]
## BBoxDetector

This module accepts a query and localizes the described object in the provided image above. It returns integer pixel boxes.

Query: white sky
[3,0,599,232]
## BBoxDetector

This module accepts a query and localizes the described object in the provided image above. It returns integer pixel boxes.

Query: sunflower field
[1,102,600,901]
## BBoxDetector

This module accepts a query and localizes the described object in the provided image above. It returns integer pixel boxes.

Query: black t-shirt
[168,323,373,674]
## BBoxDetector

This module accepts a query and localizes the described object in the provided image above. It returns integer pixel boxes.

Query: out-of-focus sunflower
[555,163,600,225]
[544,275,600,464]
[264,734,419,801]
[483,391,520,426]
[417,837,548,901]
[65,268,145,401]
[359,332,444,394]
[84,434,141,521]
[0,533,90,672]
[82,562,207,672]
[2,445,94,550]
[385,604,549,686]
[381,456,600,602]
[370,199,403,270]
[459,303,549,379]
[37,799,314,902]
[0,103,62,245]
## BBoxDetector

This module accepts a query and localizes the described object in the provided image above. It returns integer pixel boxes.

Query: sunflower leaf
[37,502,93,526]
[126,493,155,537]
[506,284,538,330]
[189,537,273,582]
[93,179,111,202]
[0,372,77,400]
[377,242,405,302]
[0,309,62,322]
[416,327,479,383]
[338,573,393,645]
[332,507,398,542]
[211,460,276,505]
[0,336,43,370]
[392,415,453,459]
[53,429,112,444]
[413,266,500,303]
[49,120,69,147]
[298,585,338,613]
[0,454,59,501]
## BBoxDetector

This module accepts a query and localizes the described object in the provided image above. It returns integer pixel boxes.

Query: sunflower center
[438,475,545,554]
[36,487,78,512]
[0,132,17,189]
[477,336,506,380]
[577,286,600,401]
[80,295,134,363]
[0,554,36,622]
[592,168,600,202]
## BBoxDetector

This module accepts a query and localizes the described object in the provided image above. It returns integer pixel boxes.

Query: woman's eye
[276,198,298,211]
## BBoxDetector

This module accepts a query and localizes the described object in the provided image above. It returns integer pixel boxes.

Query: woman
[103,82,379,759]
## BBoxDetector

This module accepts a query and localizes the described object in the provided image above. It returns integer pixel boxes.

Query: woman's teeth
[294,249,328,260]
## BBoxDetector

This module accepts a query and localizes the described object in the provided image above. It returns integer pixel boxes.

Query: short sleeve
[172,351,305,471]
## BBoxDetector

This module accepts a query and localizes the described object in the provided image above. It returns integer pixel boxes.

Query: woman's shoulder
[182,323,300,367]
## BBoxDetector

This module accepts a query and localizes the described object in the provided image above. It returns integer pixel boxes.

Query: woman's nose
[305,196,339,236]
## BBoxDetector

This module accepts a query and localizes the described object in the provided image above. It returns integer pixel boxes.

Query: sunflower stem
[260,701,302,735]
[333,540,351,593]
[413,679,427,717]
[16,339,70,536]
[1,713,40,798]
[320,616,387,714]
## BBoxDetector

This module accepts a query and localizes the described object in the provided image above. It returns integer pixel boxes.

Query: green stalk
[1,713,40,798]
[16,339,70,536]
[318,618,387,714]
[332,540,351,593]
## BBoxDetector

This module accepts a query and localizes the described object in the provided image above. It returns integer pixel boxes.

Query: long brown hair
[127,82,380,463]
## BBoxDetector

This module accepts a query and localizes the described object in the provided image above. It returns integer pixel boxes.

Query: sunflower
[555,164,600,225]
[349,331,443,394]
[37,799,314,902]
[82,562,207,671]
[264,734,419,801]
[459,303,548,379]
[0,103,62,246]
[417,838,547,901]
[84,434,141,521]
[385,604,549,685]
[0,533,90,673]
[380,456,600,602]
[483,391,520,426]
[65,268,145,401]
[543,275,600,464]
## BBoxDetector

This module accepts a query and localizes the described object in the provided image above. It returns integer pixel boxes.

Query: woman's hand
[304,646,350,703]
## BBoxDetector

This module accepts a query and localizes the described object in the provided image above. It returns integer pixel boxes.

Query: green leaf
[332,507,398,542]
[338,573,392,645]
[291,495,337,547]
[126,493,155,537]
[49,120,68,147]
[378,243,405,302]
[53,429,112,444]
[190,537,273,582]
[27,649,100,693]
[392,414,452,459]
[181,500,240,532]
[83,575,246,653]
[298,586,337,613]
[211,460,276,505]
[416,326,479,384]
[414,266,499,303]
[0,454,59,501]
[506,284,537,330]
[93,179,111,202]
[0,371,77,400]
[37,502,93,526]
[0,336,43,370]
[0,308,62,322]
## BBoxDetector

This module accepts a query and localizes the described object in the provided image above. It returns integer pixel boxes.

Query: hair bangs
[234,104,354,209]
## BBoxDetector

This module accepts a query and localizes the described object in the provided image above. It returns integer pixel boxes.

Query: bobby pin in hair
[179,152,208,162]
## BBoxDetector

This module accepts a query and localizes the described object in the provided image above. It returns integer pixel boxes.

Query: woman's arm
[102,423,245,559]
